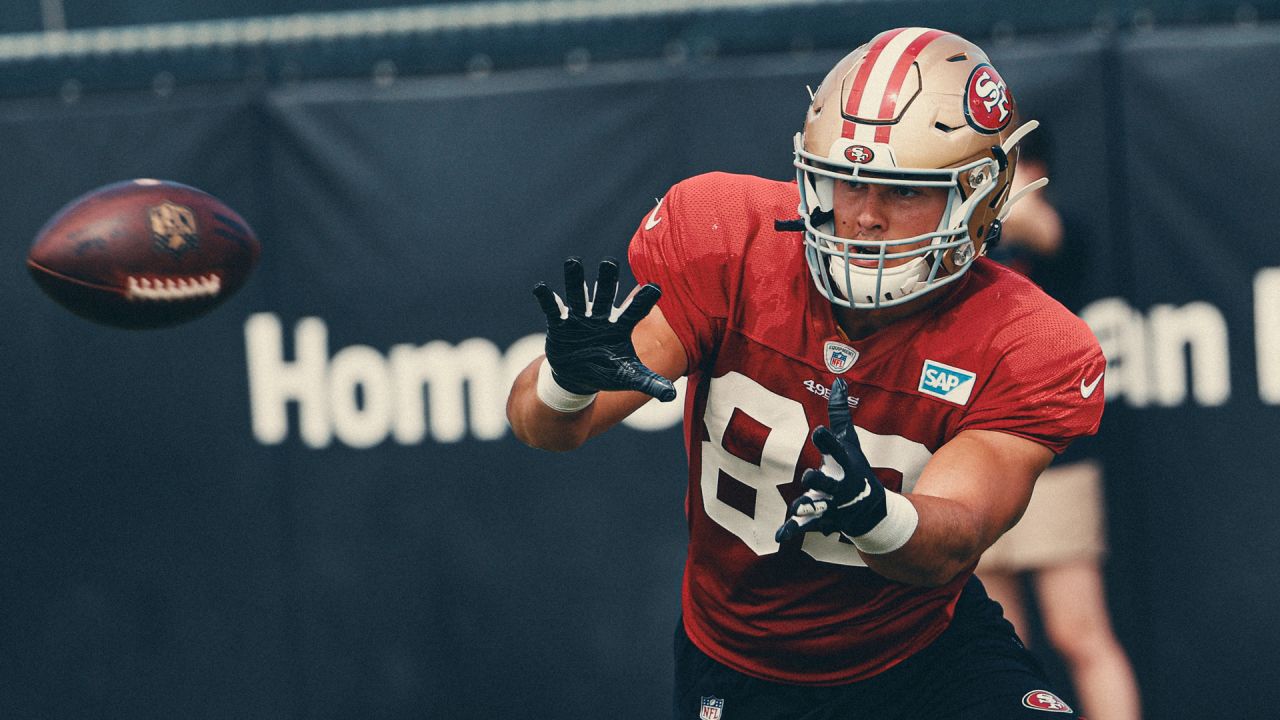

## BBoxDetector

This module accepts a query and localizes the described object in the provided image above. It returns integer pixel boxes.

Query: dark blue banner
[1,28,1276,720]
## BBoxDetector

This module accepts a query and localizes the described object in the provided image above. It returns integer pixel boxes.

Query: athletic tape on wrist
[536,358,598,413]
[846,491,919,555]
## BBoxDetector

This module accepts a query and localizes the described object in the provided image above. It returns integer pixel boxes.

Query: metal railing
[0,0,1274,98]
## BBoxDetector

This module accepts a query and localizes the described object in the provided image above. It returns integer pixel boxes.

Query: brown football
[27,179,261,328]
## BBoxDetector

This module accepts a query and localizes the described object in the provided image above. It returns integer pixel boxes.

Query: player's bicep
[911,429,1054,548]
[585,305,689,437]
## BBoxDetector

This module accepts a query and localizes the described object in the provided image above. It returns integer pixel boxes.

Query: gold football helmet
[794,27,1044,309]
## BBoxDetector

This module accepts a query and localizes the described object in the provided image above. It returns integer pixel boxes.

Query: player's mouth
[847,243,885,267]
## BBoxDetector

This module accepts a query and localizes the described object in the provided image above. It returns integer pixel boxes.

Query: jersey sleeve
[627,176,731,372]
[958,310,1105,454]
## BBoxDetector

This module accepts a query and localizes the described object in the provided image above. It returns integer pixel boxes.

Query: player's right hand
[532,257,677,402]
[775,378,889,542]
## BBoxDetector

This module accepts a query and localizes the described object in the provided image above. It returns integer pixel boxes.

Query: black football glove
[775,378,888,542]
[532,257,677,402]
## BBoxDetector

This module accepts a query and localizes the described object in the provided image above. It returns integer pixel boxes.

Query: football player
[508,27,1103,719]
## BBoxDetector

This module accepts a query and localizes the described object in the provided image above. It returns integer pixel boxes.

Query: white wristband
[536,358,598,413]
[845,491,919,555]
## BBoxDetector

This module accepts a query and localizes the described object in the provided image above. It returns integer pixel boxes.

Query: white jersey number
[699,372,932,566]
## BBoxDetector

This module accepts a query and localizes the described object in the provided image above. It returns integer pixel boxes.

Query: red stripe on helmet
[840,28,907,139]
[874,29,948,144]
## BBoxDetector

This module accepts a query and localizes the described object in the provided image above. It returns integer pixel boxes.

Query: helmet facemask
[795,136,1009,309]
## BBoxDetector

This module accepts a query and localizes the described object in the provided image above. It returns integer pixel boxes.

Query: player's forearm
[859,493,985,587]
[506,357,597,451]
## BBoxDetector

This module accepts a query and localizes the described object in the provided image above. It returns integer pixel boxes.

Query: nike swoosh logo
[1080,372,1103,399]
[836,482,872,510]
[644,198,664,230]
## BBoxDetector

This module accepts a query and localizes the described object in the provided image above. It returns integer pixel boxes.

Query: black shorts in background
[673,576,1082,720]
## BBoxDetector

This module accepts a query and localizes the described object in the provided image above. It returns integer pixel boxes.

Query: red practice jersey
[628,172,1105,686]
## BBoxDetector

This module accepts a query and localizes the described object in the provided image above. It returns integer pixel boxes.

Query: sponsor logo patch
[1022,689,1073,713]
[918,359,976,405]
[699,695,724,720]
[823,340,859,374]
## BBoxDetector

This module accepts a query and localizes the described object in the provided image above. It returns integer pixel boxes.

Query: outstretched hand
[532,257,677,402]
[775,378,888,542]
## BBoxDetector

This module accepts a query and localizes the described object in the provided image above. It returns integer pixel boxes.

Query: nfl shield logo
[699,695,724,720]
[823,340,859,374]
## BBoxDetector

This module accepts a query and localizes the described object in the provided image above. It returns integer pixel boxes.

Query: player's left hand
[775,378,889,542]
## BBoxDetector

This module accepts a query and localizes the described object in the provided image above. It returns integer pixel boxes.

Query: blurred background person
[978,132,1143,720]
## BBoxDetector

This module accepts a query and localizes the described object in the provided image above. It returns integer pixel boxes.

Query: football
[27,179,261,328]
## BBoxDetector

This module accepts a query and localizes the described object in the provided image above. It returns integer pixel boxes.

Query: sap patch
[918,359,977,405]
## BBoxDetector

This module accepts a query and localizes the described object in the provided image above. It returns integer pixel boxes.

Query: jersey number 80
[699,372,932,567]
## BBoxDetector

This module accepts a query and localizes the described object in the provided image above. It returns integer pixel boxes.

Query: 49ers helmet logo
[965,63,1012,134]
[843,144,875,164]
[1022,690,1073,713]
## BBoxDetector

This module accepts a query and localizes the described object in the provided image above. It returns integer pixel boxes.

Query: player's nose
[836,188,887,237]
[859,186,894,225]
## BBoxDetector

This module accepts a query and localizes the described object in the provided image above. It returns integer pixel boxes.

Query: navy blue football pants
[673,576,1083,720]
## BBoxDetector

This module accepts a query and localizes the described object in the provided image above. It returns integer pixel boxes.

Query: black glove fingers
[818,420,873,479]
[814,513,843,536]
[827,378,852,437]
[800,467,839,495]
[811,427,853,468]
[788,492,828,517]
[625,360,678,402]
[563,257,587,315]
[774,519,801,542]
[590,259,620,319]
[532,283,564,321]
[617,283,663,327]
[776,515,825,541]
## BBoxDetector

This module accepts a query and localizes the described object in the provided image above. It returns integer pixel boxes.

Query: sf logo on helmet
[964,63,1012,134]
[844,144,875,164]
